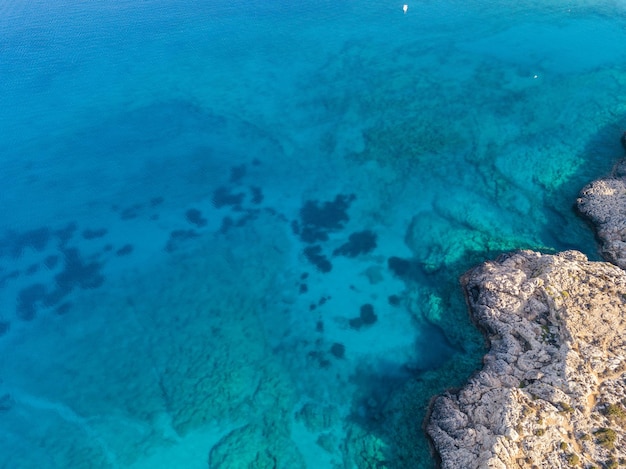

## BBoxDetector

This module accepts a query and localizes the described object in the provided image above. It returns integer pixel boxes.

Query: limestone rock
[577,161,626,269]
[427,250,626,469]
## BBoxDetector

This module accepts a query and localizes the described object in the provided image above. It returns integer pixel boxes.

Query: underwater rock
[209,424,305,468]
[295,402,340,432]
[43,255,59,270]
[164,229,199,252]
[298,194,355,243]
[185,208,207,227]
[388,294,401,306]
[250,186,263,204]
[55,248,105,290]
[16,283,47,320]
[349,303,378,329]
[330,343,345,359]
[150,196,164,206]
[116,244,133,256]
[303,245,332,273]
[219,216,234,234]
[120,204,142,220]
[82,228,108,240]
[55,302,72,315]
[55,222,77,246]
[1,227,51,258]
[0,394,14,412]
[333,230,377,257]
[387,256,421,281]
[230,164,246,183]
[212,186,245,208]
[427,250,626,469]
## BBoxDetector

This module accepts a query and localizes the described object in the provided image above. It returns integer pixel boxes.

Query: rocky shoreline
[427,143,626,468]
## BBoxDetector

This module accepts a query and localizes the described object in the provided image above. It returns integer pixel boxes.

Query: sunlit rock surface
[428,249,626,469]
[577,159,626,270]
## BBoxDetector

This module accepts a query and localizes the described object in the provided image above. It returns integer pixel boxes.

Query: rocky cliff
[427,249,626,468]
[577,159,626,270]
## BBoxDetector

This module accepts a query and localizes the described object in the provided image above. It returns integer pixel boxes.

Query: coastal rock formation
[577,162,626,269]
[427,250,626,469]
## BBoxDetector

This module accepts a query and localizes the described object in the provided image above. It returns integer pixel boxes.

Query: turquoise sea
[1,0,625,467]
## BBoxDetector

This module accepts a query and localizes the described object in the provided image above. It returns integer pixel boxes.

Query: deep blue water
[1,0,626,467]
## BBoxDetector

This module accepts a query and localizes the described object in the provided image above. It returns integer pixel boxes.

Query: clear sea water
[1,0,625,467]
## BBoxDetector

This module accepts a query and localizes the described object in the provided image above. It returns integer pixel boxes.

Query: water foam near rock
[2,0,626,467]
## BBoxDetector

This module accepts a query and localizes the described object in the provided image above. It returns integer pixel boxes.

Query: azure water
[1,0,626,467]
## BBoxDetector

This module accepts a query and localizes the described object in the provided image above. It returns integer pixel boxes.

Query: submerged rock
[427,250,626,468]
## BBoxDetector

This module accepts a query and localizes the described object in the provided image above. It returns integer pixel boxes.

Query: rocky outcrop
[427,249,626,469]
[577,160,626,269]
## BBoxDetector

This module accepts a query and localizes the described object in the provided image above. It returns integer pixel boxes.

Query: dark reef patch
[116,244,133,256]
[165,229,199,253]
[303,245,332,273]
[43,284,70,308]
[388,256,422,282]
[330,343,346,359]
[291,220,301,236]
[82,228,108,240]
[0,393,14,411]
[230,164,246,183]
[55,248,105,291]
[388,257,411,276]
[22,227,51,253]
[219,217,234,234]
[263,207,287,222]
[349,304,378,330]
[250,186,263,204]
[55,222,77,247]
[333,230,377,257]
[25,264,39,275]
[55,302,72,315]
[2,227,51,258]
[388,294,401,306]
[185,208,207,227]
[217,210,260,234]
[360,304,377,324]
[120,204,143,220]
[150,196,164,207]
[44,255,59,270]
[301,194,355,230]
[0,321,9,337]
[298,194,355,244]
[16,283,47,320]
[0,270,19,288]
[212,186,245,208]
[307,350,331,369]
[235,210,259,227]
[299,224,328,243]
[349,318,362,329]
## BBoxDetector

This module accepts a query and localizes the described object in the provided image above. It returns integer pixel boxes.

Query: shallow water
[1,0,626,467]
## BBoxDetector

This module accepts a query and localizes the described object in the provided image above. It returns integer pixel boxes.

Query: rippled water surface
[1,0,626,467]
